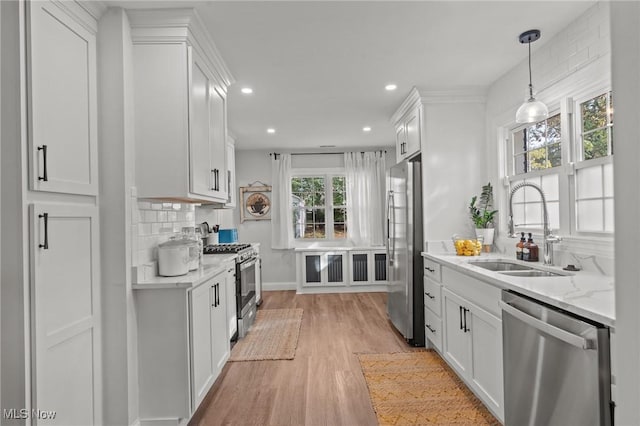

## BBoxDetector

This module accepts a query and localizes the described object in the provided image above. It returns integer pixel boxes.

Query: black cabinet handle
[210,169,216,191]
[216,283,220,306]
[426,324,436,333]
[39,213,49,249]
[425,267,435,273]
[215,169,219,191]
[459,306,463,330]
[425,292,435,300]
[463,308,470,333]
[38,145,48,182]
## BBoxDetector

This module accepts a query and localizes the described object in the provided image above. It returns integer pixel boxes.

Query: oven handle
[239,258,258,272]
[499,301,594,350]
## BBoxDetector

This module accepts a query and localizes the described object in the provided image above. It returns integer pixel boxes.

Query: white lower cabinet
[225,263,238,338]
[442,286,503,421]
[136,265,231,425]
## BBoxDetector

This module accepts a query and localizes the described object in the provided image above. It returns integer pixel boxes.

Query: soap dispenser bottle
[516,232,525,260]
[527,232,539,262]
[522,234,531,261]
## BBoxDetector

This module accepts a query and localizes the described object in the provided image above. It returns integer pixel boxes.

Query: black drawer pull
[38,145,48,182]
[425,292,435,300]
[426,324,436,333]
[425,266,435,273]
[39,213,49,249]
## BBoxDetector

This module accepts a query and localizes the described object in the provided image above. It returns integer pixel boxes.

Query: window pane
[583,129,609,160]
[514,154,527,175]
[513,129,526,155]
[582,94,609,132]
[528,148,548,171]
[312,192,325,206]
[314,224,326,238]
[333,191,345,206]
[576,165,603,200]
[548,143,562,168]
[547,114,561,144]
[315,208,325,223]
[334,224,346,239]
[527,125,546,150]
[305,209,314,223]
[304,225,314,238]
[334,208,346,223]
[577,199,603,231]
[332,176,345,192]
[312,177,325,192]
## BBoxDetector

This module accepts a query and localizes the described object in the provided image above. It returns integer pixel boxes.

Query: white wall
[97,8,140,425]
[610,3,640,423]
[197,148,395,287]
[484,2,613,272]
[0,1,27,420]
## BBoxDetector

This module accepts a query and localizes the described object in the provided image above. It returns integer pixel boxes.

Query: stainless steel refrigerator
[386,156,424,346]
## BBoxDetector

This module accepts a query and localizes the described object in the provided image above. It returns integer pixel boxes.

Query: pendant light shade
[515,29,548,124]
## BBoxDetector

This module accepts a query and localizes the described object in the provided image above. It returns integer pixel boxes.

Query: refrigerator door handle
[386,190,395,266]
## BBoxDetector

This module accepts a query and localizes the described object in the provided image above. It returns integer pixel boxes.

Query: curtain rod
[269,150,387,158]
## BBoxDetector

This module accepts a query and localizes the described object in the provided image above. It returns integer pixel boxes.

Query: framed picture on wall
[240,185,272,223]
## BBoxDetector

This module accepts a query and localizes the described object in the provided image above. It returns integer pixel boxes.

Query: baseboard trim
[139,417,184,426]
[262,281,297,291]
[296,285,389,294]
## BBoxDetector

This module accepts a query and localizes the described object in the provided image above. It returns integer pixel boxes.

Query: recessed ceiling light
[241,87,253,94]
[363,126,372,132]
[267,128,276,134]
[385,84,397,91]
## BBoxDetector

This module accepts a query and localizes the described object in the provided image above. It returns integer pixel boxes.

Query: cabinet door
[469,305,503,418]
[28,1,98,196]
[225,265,238,338]
[373,252,388,283]
[395,124,406,162]
[209,86,228,201]
[302,253,323,286]
[31,203,101,425]
[405,107,421,157]
[442,289,470,377]
[189,51,214,198]
[190,282,214,410]
[350,251,370,284]
[225,138,236,207]
[325,253,346,285]
[211,280,229,373]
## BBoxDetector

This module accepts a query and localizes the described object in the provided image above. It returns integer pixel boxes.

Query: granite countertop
[133,253,237,290]
[422,252,615,327]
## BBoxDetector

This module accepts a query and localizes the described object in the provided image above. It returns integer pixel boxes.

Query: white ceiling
[111,1,596,151]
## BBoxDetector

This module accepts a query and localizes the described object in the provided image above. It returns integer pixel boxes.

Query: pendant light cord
[527,40,534,99]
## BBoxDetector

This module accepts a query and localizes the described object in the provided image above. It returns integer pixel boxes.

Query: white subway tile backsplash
[173,203,181,211]
[151,203,162,210]
[138,201,151,210]
[163,202,173,209]
[157,211,168,222]
[143,210,157,222]
[167,211,177,222]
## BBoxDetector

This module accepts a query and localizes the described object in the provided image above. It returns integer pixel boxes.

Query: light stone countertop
[132,253,237,290]
[422,252,615,327]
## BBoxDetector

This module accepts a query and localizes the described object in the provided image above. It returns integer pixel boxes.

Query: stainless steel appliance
[501,290,613,426]
[203,243,258,339]
[386,156,424,346]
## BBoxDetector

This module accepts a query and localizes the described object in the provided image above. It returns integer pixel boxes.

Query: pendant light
[515,29,549,124]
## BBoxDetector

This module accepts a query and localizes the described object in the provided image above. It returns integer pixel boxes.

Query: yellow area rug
[229,308,303,361]
[358,351,500,425]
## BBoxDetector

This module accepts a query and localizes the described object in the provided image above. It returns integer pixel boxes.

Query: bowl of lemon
[452,236,483,256]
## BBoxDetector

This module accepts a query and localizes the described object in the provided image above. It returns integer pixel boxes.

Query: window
[574,92,614,233]
[579,92,613,160]
[511,114,562,175]
[291,175,347,239]
[505,90,614,237]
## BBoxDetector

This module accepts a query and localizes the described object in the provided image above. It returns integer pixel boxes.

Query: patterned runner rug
[358,350,500,425]
[229,308,303,361]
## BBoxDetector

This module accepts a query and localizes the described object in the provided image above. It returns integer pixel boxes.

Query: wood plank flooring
[190,291,417,426]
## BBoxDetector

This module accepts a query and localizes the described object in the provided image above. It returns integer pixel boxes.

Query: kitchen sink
[468,260,534,272]
[499,270,567,278]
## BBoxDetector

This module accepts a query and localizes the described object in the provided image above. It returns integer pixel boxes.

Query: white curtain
[271,154,293,249]
[344,151,386,246]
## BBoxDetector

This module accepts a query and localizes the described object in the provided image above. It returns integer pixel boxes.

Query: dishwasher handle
[500,301,595,350]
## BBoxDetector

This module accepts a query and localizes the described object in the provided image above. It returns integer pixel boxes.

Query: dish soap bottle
[516,232,525,260]
[522,234,530,261]
[527,233,539,262]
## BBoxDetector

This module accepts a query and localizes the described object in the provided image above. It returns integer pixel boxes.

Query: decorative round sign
[246,193,271,217]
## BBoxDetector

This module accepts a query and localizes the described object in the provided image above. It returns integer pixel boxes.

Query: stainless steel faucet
[507,181,561,265]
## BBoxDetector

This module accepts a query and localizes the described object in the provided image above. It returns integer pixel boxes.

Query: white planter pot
[475,228,495,246]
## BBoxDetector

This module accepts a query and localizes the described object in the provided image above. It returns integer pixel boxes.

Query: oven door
[237,257,257,313]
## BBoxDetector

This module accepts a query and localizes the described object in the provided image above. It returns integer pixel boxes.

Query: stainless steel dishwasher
[500,290,613,426]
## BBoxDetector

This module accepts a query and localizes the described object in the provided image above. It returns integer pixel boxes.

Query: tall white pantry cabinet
[2,1,105,424]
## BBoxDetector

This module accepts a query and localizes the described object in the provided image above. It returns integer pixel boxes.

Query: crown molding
[391,86,487,124]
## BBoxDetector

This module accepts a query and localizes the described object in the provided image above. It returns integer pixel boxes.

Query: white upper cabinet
[128,9,234,203]
[392,90,423,163]
[27,0,99,196]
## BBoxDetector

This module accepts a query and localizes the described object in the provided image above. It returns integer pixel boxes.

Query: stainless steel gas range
[203,243,257,339]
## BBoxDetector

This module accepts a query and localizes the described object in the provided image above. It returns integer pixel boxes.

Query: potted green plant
[469,182,498,247]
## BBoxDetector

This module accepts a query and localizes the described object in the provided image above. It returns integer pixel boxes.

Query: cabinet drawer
[423,258,441,282]
[424,277,442,316]
[425,309,442,352]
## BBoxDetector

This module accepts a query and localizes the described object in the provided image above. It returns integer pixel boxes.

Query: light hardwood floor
[190,290,417,426]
